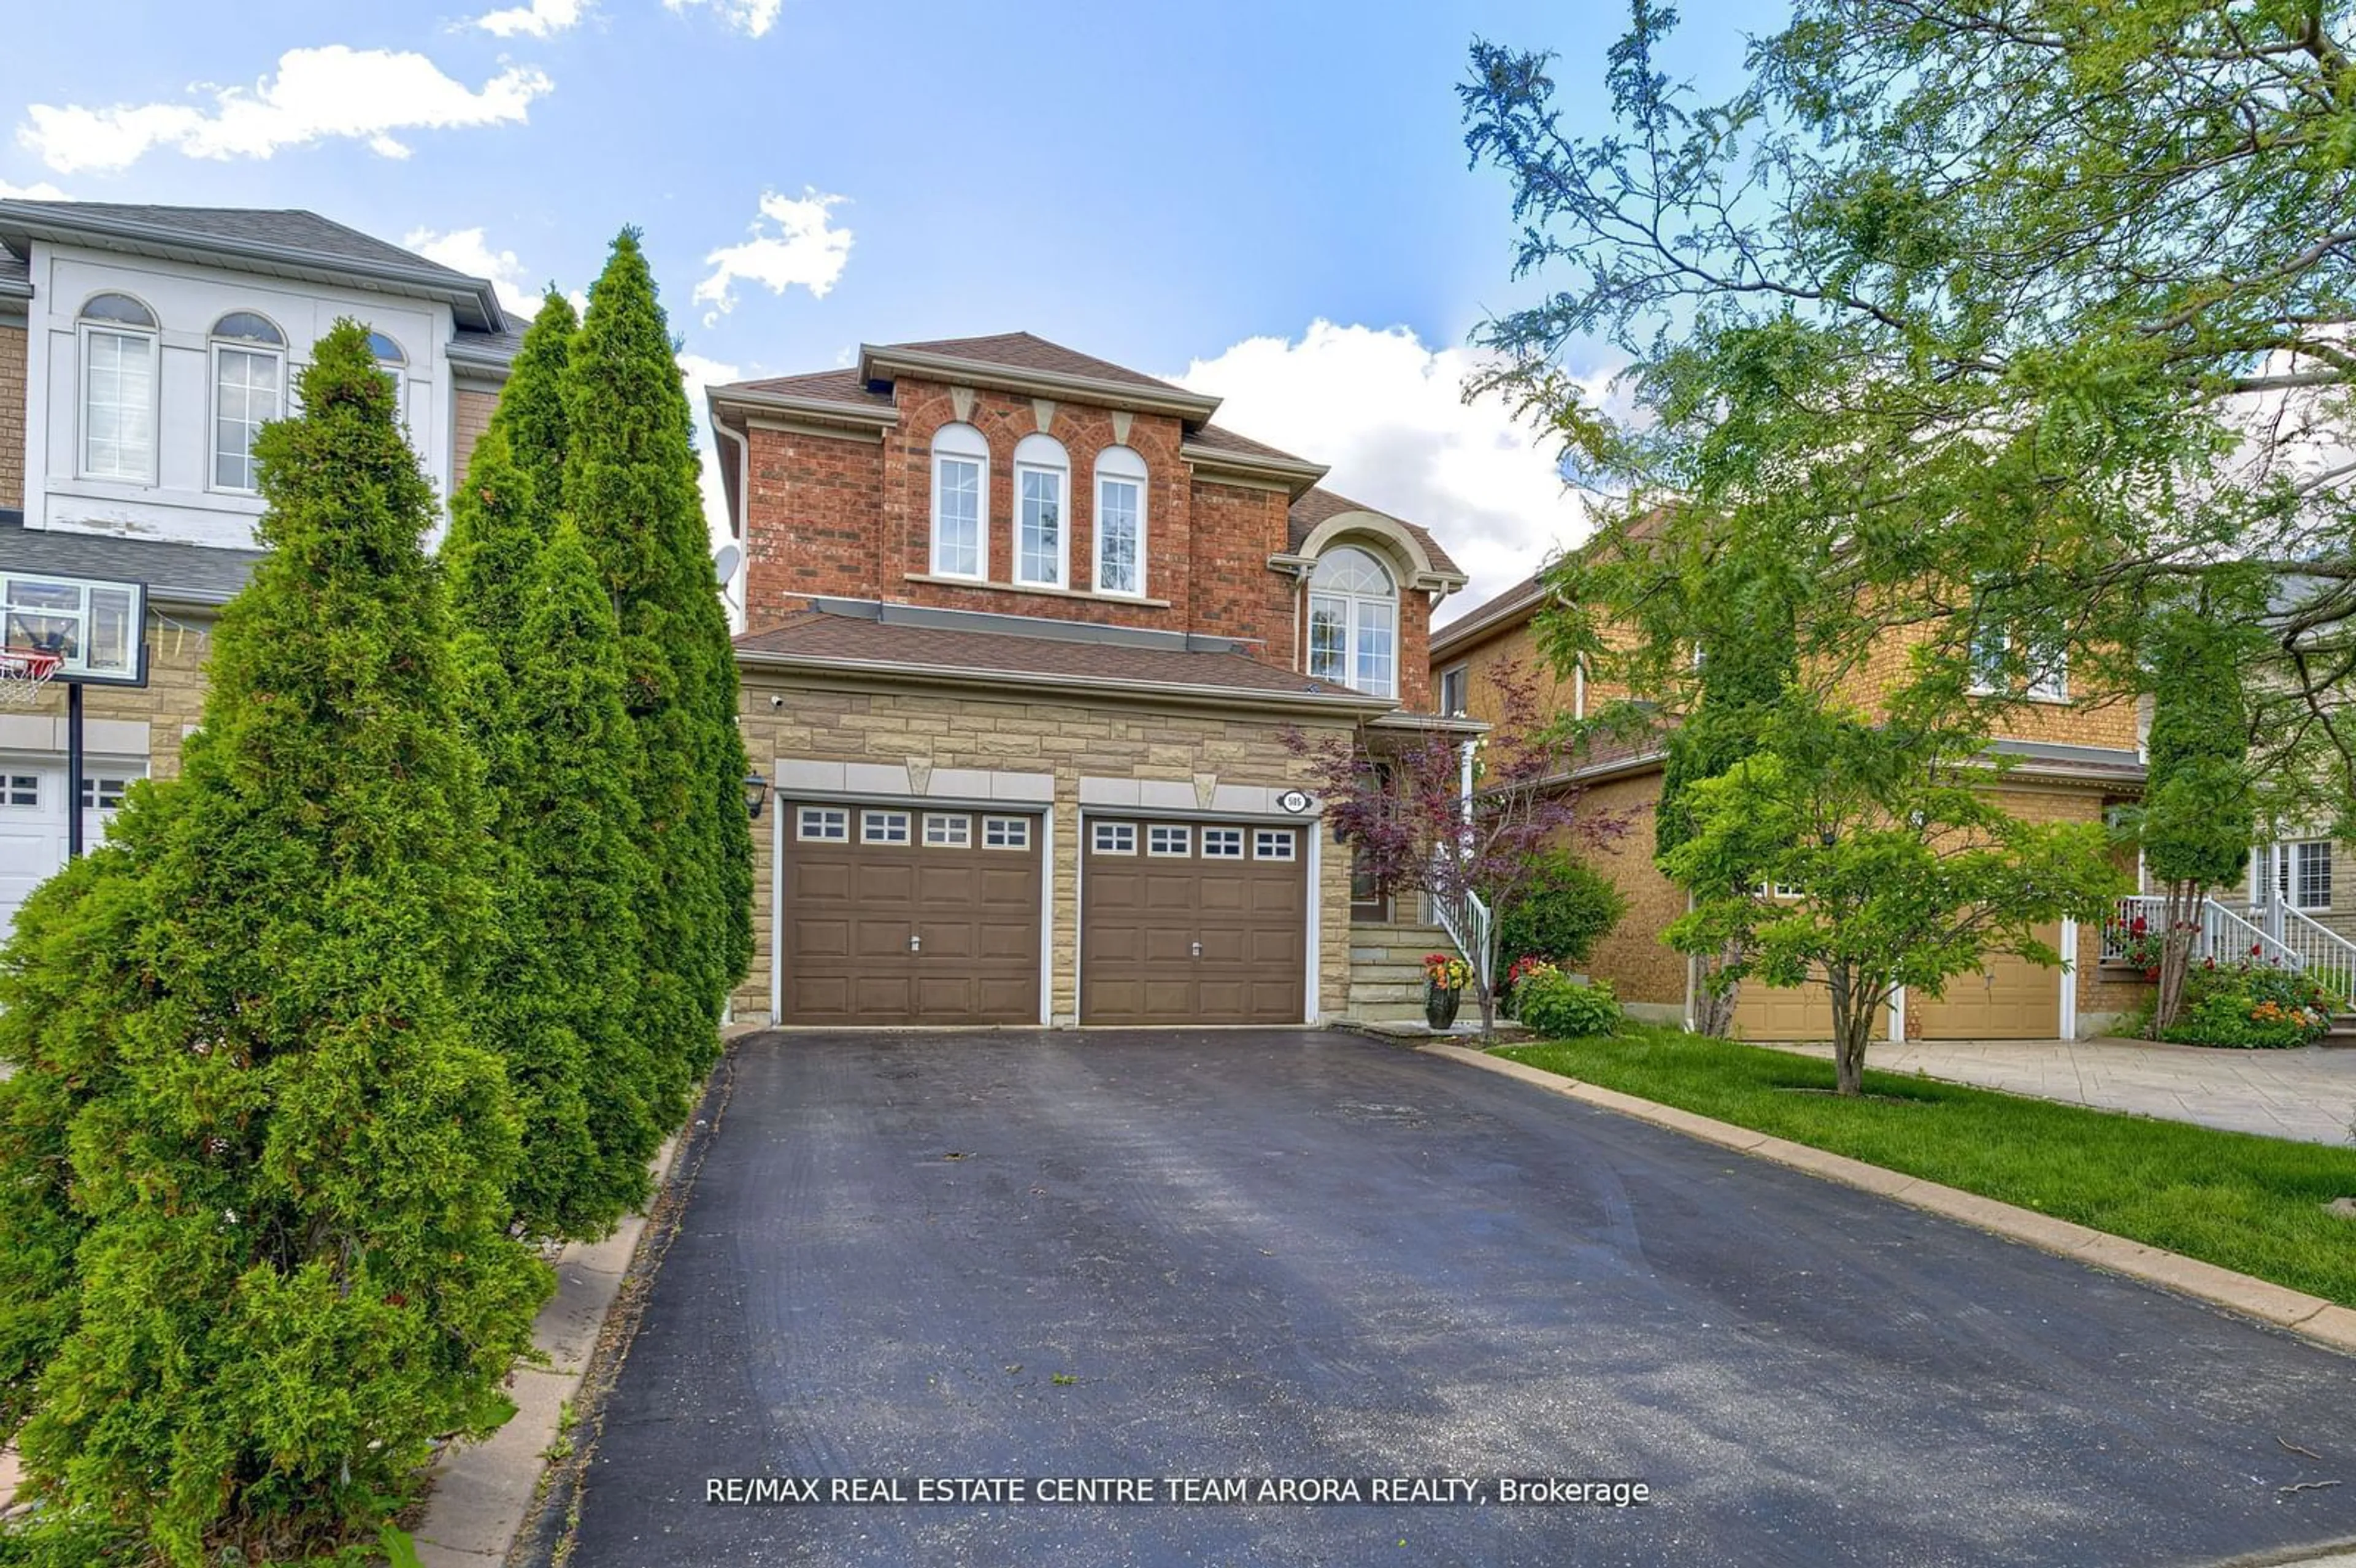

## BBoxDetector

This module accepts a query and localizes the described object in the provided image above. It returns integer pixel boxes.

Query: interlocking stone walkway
[1769,1036,2356,1144]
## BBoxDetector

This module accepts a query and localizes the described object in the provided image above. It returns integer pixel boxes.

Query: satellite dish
[712,542,742,587]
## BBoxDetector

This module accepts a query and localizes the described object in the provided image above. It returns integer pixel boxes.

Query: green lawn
[1498,1024,2356,1306]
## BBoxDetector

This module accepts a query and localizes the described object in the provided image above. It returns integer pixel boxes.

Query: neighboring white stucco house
[0,201,517,941]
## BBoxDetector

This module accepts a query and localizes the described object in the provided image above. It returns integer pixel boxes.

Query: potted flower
[1422,952,1470,1029]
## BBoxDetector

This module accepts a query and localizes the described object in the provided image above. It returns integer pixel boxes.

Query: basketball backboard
[0,571,149,688]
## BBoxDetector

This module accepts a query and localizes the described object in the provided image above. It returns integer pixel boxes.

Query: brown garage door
[1912,929,2062,1039]
[781,803,1041,1026]
[1081,818,1306,1025]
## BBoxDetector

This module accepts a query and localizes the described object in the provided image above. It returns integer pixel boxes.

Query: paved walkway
[1769,1036,2356,1143]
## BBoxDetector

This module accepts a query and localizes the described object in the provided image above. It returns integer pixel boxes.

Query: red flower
[2129,917,2147,933]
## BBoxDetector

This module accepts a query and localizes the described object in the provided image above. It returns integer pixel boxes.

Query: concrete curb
[411,1026,757,1568]
[1420,1043,2356,1359]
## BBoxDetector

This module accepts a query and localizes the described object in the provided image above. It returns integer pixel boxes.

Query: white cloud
[693,187,852,326]
[666,0,783,36]
[472,0,590,37]
[0,179,69,200]
[402,225,546,313]
[19,46,553,173]
[1174,321,1605,622]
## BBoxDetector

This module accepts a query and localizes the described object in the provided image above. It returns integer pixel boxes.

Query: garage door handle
[1191,941,1202,958]
[910,933,921,953]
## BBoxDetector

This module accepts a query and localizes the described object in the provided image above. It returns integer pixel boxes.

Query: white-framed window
[2,775,37,808]
[1014,432,1068,588]
[2282,840,2333,911]
[1307,547,1397,699]
[1091,820,1137,855]
[1201,826,1244,858]
[1969,607,2067,702]
[1093,445,1147,596]
[79,775,134,811]
[1757,881,1804,901]
[1147,824,1191,858]
[923,812,972,847]
[860,809,912,845]
[79,292,159,483]
[982,815,1032,850]
[931,422,989,579]
[1254,828,1297,861]
[366,330,409,427]
[210,311,287,493]
[796,805,849,842]
[1439,665,1468,717]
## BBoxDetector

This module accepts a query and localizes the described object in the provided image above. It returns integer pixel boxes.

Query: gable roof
[877,331,1185,394]
[735,602,1393,710]
[1430,569,1550,659]
[0,199,509,333]
[722,366,897,413]
[1289,486,1463,579]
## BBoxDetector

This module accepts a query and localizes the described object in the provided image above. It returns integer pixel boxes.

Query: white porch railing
[2100,893,2356,1011]
[1427,879,1491,990]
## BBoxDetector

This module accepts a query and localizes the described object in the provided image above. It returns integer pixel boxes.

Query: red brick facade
[734,369,1442,707]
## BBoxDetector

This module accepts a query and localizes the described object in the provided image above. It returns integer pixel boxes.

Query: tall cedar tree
[2141,585,2260,1033]
[490,288,576,517]
[445,436,659,1239]
[0,323,549,1566]
[565,231,753,1120]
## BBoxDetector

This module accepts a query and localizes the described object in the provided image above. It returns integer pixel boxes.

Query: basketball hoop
[0,648,62,708]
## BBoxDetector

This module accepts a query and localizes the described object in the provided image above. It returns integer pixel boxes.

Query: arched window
[1307,546,1397,698]
[1092,445,1147,597]
[365,330,406,366]
[1012,432,1068,588]
[78,293,158,482]
[210,312,287,492]
[930,423,989,578]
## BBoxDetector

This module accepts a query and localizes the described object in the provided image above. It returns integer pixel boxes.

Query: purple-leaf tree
[1288,660,1627,1035]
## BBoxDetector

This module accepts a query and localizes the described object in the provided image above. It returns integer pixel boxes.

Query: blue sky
[0,0,1760,615]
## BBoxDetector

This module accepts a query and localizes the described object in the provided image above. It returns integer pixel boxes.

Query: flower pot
[1425,986,1461,1030]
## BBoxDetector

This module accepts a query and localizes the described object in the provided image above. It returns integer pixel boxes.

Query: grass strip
[1499,1024,2356,1306]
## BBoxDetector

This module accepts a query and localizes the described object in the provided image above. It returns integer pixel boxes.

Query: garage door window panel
[1148,824,1191,858]
[1254,828,1297,861]
[798,806,849,841]
[861,810,912,845]
[4,776,36,808]
[923,813,972,848]
[1093,821,1137,855]
[1202,827,1243,858]
[984,815,1031,850]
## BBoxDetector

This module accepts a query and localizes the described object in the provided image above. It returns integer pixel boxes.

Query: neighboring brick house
[1431,571,2155,1040]
[707,333,1476,1028]
[0,201,516,940]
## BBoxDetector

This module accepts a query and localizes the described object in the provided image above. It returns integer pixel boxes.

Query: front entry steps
[1347,914,1471,1023]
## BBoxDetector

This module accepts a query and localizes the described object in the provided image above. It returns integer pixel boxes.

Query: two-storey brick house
[707,333,1475,1028]
[1431,571,2156,1041]
[0,199,516,942]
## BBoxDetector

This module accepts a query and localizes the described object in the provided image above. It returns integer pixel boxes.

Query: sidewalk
[1766,1036,2356,1145]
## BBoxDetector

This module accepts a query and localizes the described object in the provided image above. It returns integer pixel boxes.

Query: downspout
[711,414,751,634]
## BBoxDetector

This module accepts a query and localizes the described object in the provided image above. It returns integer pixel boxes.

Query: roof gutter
[860,344,1222,421]
[708,383,899,433]
[1179,441,1328,493]
[734,645,1395,717]
[0,202,507,332]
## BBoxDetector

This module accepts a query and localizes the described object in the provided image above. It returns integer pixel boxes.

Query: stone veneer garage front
[732,668,1360,1028]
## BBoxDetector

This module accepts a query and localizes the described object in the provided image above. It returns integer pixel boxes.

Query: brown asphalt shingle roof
[735,612,1385,702]
[1288,486,1463,578]
[880,331,1186,392]
[1188,421,1317,466]
[726,366,895,410]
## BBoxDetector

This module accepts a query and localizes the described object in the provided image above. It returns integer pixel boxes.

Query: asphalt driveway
[556,1030,2356,1567]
